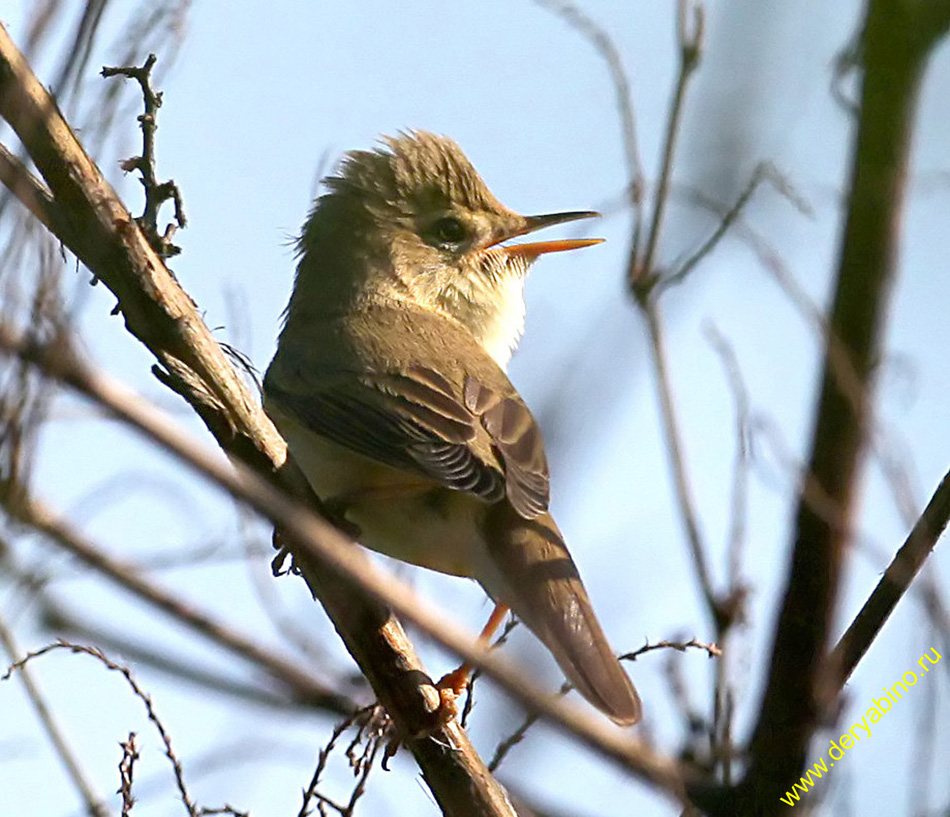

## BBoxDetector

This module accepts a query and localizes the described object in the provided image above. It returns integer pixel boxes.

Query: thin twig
[488,682,572,773]
[661,162,808,292]
[702,325,751,786]
[461,615,518,728]
[636,0,704,287]
[299,704,391,817]
[662,647,708,763]
[830,467,950,687]
[298,715,355,817]
[747,414,846,533]
[3,640,202,817]
[7,490,356,715]
[341,729,383,816]
[703,325,750,592]
[118,732,139,817]
[0,617,109,817]
[620,638,721,662]
[684,181,950,669]
[716,687,737,788]
[487,639,722,773]
[532,0,645,249]
[608,0,724,635]
[101,53,186,258]
[42,601,309,711]
[643,305,719,625]
[678,181,872,461]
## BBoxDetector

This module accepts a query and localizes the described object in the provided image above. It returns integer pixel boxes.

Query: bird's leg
[437,602,510,714]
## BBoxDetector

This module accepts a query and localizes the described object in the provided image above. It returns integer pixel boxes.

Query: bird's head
[294,131,601,366]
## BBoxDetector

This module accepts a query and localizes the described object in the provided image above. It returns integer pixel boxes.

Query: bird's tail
[480,503,641,725]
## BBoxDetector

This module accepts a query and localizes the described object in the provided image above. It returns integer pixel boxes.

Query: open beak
[486,211,604,258]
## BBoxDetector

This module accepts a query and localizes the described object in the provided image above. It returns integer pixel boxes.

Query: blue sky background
[2,2,949,815]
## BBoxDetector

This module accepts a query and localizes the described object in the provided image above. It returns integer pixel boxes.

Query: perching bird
[264,131,641,725]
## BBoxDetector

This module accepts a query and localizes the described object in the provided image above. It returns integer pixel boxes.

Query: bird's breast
[266,401,490,578]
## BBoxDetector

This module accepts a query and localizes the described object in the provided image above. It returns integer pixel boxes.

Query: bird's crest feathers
[326,130,509,217]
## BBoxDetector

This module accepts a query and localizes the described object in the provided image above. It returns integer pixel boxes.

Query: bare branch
[297,707,390,817]
[685,181,950,667]
[740,0,947,808]
[3,640,242,817]
[488,682,571,773]
[0,25,517,813]
[42,601,315,711]
[0,641,255,817]
[101,53,186,259]
[642,306,719,626]
[583,1,733,636]
[703,325,750,589]
[0,143,74,243]
[484,639,721,775]
[636,0,704,287]
[620,638,722,662]
[6,491,357,715]
[0,616,109,817]
[703,325,751,786]
[0,323,690,804]
[298,716,352,817]
[532,0,645,249]
[118,732,139,817]
[830,467,950,686]
[662,162,809,291]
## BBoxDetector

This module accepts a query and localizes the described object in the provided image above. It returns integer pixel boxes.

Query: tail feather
[481,503,641,725]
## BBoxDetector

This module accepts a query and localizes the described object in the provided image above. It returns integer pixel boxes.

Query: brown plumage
[265,131,641,724]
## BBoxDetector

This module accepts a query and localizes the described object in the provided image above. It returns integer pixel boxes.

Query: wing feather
[464,378,549,517]
[266,363,549,517]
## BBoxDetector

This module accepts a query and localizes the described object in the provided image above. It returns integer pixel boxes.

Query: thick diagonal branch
[0,24,512,816]
[0,322,688,803]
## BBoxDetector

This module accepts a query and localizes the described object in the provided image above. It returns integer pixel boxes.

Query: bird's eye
[432,216,466,245]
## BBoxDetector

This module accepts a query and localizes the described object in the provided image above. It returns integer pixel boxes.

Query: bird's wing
[265,363,549,518]
[462,377,548,518]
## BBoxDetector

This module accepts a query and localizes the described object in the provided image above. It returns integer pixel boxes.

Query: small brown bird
[264,131,641,724]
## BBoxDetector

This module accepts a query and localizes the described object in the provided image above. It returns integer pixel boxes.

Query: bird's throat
[435,272,526,370]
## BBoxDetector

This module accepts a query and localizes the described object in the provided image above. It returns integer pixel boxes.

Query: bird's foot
[437,665,471,697]
[434,665,472,724]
